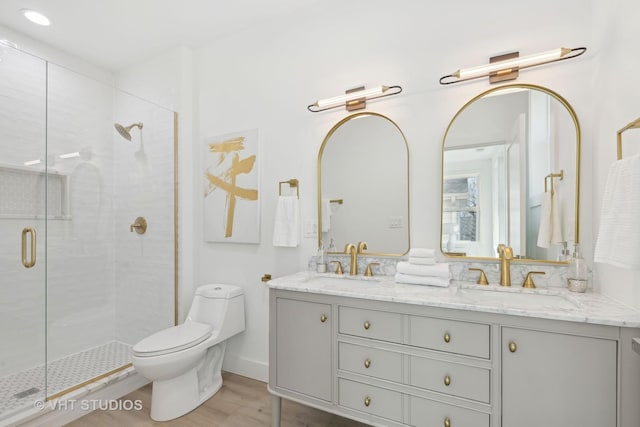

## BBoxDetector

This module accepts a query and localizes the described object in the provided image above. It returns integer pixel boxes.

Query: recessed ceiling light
[21,9,51,26]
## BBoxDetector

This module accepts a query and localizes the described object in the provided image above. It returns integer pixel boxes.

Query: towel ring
[617,117,640,160]
[278,179,299,198]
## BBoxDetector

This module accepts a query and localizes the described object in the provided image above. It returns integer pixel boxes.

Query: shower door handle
[21,227,36,268]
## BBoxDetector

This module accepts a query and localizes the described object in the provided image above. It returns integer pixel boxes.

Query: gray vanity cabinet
[272,296,333,402]
[268,287,640,427]
[501,327,617,427]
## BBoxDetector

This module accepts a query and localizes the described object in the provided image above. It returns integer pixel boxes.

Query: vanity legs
[271,395,282,427]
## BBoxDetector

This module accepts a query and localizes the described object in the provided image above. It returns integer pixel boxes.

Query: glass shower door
[0,43,48,420]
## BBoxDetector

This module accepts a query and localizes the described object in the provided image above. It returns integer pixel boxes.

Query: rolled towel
[396,261,450,278]
[395,272,450,287]
[408,257,436,265]
[408,248,435,258]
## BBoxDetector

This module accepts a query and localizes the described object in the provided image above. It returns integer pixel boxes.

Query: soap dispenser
[316,240,327,273]
[567,243,588,293]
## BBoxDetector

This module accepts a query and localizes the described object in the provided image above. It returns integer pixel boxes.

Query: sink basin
[457,288,576,311]
[305,274,388,287]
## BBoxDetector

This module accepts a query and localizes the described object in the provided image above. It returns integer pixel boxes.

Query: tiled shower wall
[0,44,175,381]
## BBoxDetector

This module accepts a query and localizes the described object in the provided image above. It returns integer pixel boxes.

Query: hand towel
[408,257,436,265]
[394,272,450,287]
[408,248,435,258]
[396,261,450,278]
[537,191,552,248]
[321,198,332,232]
[272,195,300,247]
[551,187,564,245]
[594,154,640,270]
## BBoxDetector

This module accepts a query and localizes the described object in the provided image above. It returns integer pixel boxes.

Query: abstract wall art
[203,129,260,243]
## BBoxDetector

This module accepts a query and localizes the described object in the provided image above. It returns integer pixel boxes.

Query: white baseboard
[222,353,268,383]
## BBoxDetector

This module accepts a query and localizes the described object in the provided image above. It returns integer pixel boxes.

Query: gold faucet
[344,243,358,275]
[497,244,513,286]
[357,241,368,254]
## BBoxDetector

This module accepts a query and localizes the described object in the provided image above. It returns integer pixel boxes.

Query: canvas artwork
[203,129,260,243]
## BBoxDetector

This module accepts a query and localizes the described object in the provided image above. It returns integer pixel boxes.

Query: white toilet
[131,284,245,421]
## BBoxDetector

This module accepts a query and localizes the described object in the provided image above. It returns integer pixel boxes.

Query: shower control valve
[130,217,147,234]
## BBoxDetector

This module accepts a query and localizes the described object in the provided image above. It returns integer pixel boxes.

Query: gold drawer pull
[364,358,371,369]
[444,417,451,427]
[364,320,371,330]
[444,375,451,386]
[320,314,327,323]
[444,332,451,343]
[364,396,371,407]
[509,342,517,353]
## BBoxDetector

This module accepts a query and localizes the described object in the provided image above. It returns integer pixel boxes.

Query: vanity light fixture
[21,9,51,26]
[308,85,402,112]
[439,47,586,85]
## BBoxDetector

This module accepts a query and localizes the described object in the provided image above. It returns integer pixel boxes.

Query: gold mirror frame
[317,112,410,256]
[440,83,580,264]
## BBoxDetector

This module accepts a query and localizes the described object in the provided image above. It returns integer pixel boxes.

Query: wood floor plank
[69,372,369,426]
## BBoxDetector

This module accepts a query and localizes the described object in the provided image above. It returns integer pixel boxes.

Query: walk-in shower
[0,42,177,424]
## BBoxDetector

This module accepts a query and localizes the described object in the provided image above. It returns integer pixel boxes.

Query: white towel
[394,272,450,287]
[408,257,436,265]
[551,188,564,244]
[408,248,435,258]
[538,189,564,249]
[321,198,331,232]
[594,154,640,270]
[272,196,299,247]
[396,261,450,278]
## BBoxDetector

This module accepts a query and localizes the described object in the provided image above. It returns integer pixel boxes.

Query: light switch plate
[633,338,640,356]
[303,219,317,238]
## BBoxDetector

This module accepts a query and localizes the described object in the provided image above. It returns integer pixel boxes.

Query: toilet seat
[133,322,213,357]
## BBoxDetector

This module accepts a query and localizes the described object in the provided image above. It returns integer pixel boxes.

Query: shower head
[114,122,143,141]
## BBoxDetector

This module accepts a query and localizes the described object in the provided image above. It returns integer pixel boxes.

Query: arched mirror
[441,84,580,263]
[318,112,410,255]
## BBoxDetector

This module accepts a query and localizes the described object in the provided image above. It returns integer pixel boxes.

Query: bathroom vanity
[268,272,640,427]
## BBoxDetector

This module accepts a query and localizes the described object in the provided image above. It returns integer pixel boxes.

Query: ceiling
[0,0,318,71]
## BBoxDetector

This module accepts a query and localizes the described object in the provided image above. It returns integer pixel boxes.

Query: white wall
[591,0,640,307]
[188,0,596,381]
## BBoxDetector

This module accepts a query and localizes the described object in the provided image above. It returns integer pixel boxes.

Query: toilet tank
[187,284,245,341]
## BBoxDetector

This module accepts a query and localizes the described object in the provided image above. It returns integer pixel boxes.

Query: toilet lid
[133,322,212,357]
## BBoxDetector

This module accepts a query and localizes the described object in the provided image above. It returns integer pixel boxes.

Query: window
[442,176,478,242]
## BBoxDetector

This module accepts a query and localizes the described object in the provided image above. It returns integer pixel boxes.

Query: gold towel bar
[278,179,299,198]
[330,199,343,204]
[617,117,640,160]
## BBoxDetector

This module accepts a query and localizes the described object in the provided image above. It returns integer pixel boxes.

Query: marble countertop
[268,271,640,328]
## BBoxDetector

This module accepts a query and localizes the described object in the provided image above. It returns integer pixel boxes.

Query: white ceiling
[0,0,318,71]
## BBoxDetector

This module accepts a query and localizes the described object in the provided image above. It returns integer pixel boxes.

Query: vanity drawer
[338,378,402,423]
[409,355,490,403]
[409,316,490,358]
[339,306,403,343]
[409,395,490,427]
[338,342,402,383]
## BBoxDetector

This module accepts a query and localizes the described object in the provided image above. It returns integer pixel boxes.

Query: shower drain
[13,387,40,399]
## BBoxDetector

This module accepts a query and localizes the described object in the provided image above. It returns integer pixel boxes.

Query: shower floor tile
[0,341,131,420]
